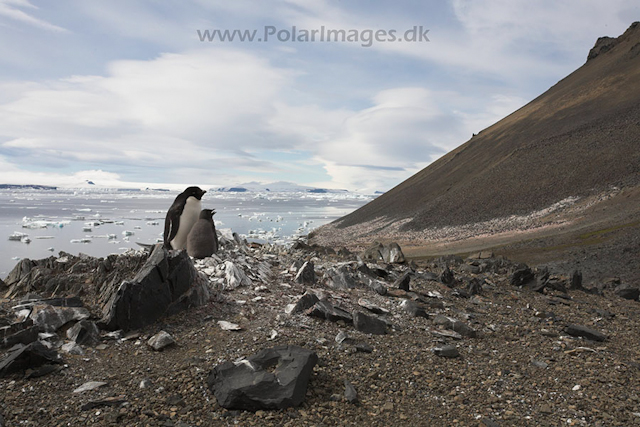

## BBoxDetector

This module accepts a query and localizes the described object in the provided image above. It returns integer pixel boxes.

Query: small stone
[344,380,358,404]
[467,278,483,295]
[61,342,85,355]
[570,270,583,290]
[335,331,350,344]
[166,394,184,406]
[531,360,548,368]
[482,418,500,427]
[433,345,460,358]
[400,300,428,318]
[440,266,455,286]
[353,312,387,335]
[539,404,552,414]
[614,283,640,300]
[218,321,242,331]
[433,315,477,338]
[355,343,373,353]
[358,298,389,315]
[147,331,176,351]
[73,381,108,393]
[393,272,411,291]
[565,324,606,342]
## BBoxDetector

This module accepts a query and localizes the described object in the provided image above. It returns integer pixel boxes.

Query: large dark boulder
[440,266,455,286]
[323,265,358,290]
[289,292,320,314]
[0,341,63,377]
[0,320,39,349]
[353,312,387,335]
[510,267,535,287]
[362,242,405,263]
[294,261,316,285]
[306,301,353,323]
[614,283,640,301]
[67,320,101,346]
[99,246,210,331]
[207,345,318,410]
[394,272,411,291]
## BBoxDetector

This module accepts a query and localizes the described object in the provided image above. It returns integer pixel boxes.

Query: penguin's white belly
[170,197,201,250]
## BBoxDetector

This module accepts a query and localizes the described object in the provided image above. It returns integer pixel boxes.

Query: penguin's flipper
[163,205,182,248]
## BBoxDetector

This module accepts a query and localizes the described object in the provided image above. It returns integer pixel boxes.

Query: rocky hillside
[1,237,640,426]
[311,22,640,276]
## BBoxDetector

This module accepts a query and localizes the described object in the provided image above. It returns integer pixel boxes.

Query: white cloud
[0,0,67,32]
[1,1,637,192]
[0,46,541,192]
[0,48,294,173]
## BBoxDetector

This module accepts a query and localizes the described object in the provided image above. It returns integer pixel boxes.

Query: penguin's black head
[183,186,206,200]
[199,209,215,219]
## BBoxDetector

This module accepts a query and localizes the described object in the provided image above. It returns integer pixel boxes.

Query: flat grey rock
[73,381,108,393]
[207,345,318,410]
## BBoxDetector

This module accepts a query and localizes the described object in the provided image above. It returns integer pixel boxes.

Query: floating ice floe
[22,217,70,229]
[8,231,28,241]
[146,221,159,226]
[70,238,92,244]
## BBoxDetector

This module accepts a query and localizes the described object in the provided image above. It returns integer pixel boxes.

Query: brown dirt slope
[333,22,640,232]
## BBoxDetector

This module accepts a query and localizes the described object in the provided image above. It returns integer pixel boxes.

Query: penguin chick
[163,186,207,250]
[187,209,218,258]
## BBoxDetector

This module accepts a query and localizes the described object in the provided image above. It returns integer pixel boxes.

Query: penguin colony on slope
[163,186,219,258]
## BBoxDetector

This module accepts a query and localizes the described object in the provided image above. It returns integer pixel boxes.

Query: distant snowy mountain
[212,181,349,193]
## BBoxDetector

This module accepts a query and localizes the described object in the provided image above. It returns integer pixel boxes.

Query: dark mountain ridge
[332,22,640,232]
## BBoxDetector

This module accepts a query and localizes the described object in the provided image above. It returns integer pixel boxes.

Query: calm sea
[0,189,374,278]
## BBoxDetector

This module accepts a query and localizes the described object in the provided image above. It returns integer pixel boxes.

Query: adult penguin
[163,186,206,250]
[187,209,218,258]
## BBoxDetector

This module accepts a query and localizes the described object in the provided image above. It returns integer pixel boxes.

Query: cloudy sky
[0,1,637,192]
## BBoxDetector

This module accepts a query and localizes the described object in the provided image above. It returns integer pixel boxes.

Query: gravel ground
[1,246,640,427]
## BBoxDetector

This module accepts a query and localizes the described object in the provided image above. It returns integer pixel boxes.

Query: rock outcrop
[99,246,210,331]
